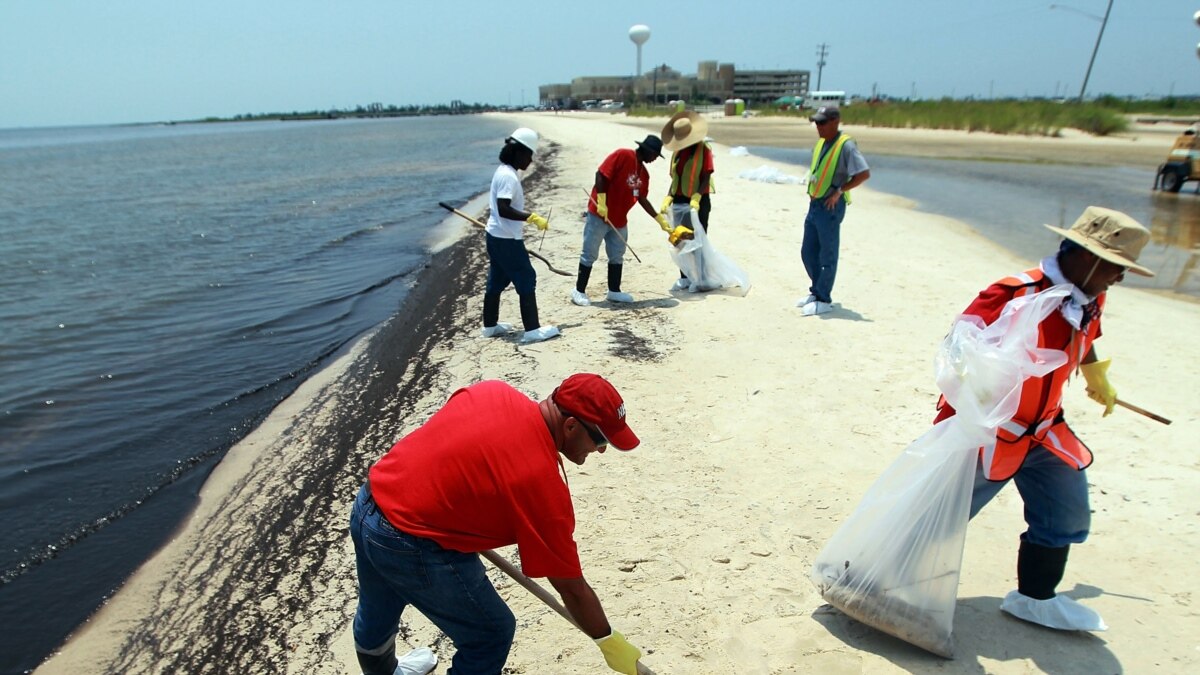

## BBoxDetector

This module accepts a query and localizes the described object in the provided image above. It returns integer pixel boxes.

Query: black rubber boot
[355,641,398,675]
[518,293,540,331]
[608,263,623,292]
[1016,540,1070,600]
[576,263,592,294]
[482,292,501,327]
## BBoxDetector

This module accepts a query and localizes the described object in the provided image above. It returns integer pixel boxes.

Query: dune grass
[628,100,1139,137]
[759,100,1129,137]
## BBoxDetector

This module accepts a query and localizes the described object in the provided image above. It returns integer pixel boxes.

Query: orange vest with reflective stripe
[942,269,1104,481]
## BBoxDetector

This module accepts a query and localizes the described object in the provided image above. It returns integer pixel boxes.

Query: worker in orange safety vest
[934,206,1154,632]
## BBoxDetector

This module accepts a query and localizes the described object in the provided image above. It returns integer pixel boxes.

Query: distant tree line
[201,101,501,123]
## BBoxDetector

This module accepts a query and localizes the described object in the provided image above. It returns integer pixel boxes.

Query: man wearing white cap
[933,206,1154,632]
[481,128,559,344]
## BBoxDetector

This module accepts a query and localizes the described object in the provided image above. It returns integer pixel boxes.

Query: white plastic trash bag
[810,285,1072,657]
[735,164,804,185]
[667,207,750,295]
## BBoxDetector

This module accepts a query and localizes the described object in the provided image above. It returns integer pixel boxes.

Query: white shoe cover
[480,322,513,338]
[606,290,634,303]
[521,325,560,343]
[671,278,691,291]
[800,300,832,316]
[796,294,816,307]
[1000,590,1108,631]
[570,290,591,306]
[394,646,437,675]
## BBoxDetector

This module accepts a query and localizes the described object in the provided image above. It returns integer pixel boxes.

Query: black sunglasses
[563,411,608,447]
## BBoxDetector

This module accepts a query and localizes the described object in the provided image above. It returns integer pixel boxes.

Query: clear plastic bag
[667,207,750,295]
[810,285,1072,657]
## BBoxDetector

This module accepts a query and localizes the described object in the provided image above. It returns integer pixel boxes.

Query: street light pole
[1076,0,1114,103]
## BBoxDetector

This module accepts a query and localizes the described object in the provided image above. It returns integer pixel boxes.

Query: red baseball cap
[552,374,639,451]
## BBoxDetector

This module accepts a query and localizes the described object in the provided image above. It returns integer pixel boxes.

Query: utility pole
[1078,0,1113,102]
[815,43,829,91]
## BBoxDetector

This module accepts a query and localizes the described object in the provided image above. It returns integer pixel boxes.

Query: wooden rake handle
[579,188,642,263]
[1115,398,1171,425]
[480,550,657,675]
[437,201,572,277]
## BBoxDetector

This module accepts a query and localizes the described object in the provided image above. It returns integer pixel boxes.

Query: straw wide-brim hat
[1044,206,1154,276]
[661,111,709,152]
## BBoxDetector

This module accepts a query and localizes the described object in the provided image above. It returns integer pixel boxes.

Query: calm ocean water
[0,115,511,673]
[748,146,1200,297]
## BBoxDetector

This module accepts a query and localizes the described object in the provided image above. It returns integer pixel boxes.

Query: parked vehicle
[1155,127,1200,192]
[804,90,847,109]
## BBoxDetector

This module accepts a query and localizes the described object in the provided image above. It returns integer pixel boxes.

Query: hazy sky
[3,0,1198,128]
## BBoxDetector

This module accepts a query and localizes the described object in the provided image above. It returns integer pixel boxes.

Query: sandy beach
[37,113,1199,675]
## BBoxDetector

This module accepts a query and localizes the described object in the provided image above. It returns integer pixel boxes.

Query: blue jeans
[801,196,845,303]
[578,212,627,267]
[968,445,1091,548]
[485,233,537,295]
[351,484,515,675]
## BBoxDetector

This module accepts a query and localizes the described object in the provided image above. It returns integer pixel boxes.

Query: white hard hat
[508,127,538,154]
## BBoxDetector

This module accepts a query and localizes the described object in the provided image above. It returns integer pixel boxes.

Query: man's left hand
[689,193,702,211]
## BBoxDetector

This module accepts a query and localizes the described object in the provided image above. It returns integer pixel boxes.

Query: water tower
[629,24,650,79]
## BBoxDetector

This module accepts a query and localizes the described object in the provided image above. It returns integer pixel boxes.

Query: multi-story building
[540,61,809,108]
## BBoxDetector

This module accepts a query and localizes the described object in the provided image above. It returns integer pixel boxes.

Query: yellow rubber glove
[668,225,694,246]
[689,192,702,211]
[655,213,672,232]
[659,195,673,214]
[595,193,609,220]
[526,212,549,231]
[1080,358,1116,417]
[595,631,641,675]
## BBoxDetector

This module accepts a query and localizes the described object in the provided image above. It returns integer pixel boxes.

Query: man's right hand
[595,193,609,220]
[526,212,549,231]
[659,195,673,215]
[595,631,641,675]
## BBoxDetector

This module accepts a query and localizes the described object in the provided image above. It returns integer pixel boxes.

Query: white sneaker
[671,278,691,291]
[520,325,560,344]
[606,290,634,303]
[800,300,833,317]
[796,294,816,307]
[394,647,438,675]
[480,322,513,338]
[570,290,591,306]
[1000,590,1107,631]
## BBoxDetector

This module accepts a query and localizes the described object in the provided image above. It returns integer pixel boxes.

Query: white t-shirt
[486,164,525,240]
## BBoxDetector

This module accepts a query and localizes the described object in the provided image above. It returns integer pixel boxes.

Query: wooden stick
[1116,398,1172,425]
[480,549,657,675]
[579,188,642,263]
[437,201,572,277]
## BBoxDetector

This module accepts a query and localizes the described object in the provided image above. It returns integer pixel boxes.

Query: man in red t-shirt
[571,135,675,306]
[350,374,645,675]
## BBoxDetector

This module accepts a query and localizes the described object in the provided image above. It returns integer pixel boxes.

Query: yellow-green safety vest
[808,133,853,204]
[669,142,710,197]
